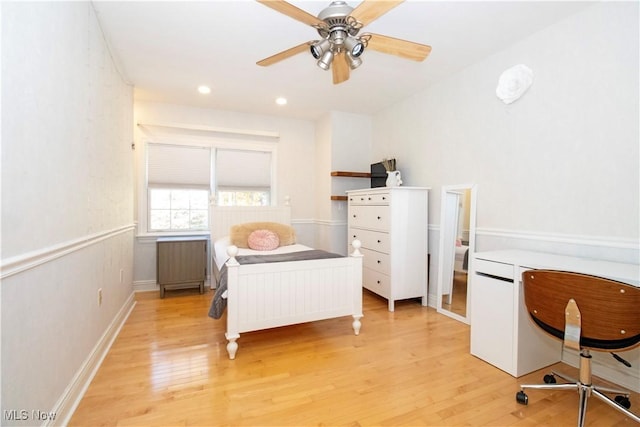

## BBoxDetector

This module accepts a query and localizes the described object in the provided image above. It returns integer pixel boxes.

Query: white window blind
[216,149,271,188]
[147,143,211,187]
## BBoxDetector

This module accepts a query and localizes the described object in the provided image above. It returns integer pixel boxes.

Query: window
[149,188,209,231]
[147,144,211,232]
[215,149,271,206]
[144,142,275,233]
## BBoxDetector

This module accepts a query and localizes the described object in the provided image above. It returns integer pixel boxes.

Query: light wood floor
[70,288,639,426]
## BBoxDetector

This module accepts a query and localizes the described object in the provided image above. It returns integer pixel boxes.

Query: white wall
[315,114,333,222]
[314,111,372,255]
[371,0,639,392]
[373,2,639,267]
[132,102,317,287]
[134,102,317,219]
[1,2,134,425]
[330,112,372,255]
[329,111,373,205]
[132,105,373,285]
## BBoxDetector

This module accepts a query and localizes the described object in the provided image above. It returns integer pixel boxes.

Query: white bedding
[213,236,313,272]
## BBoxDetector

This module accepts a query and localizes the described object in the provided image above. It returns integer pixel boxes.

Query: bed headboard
[210,206,292,239]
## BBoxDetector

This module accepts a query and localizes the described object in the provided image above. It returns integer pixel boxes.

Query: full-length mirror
[436,184,477,324]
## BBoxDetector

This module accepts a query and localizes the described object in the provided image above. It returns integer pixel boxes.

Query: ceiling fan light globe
[310,45,321,59]
[310,39,331,59]
[345,36,364,57]
[317,50,334,70]
[346,51,363,69]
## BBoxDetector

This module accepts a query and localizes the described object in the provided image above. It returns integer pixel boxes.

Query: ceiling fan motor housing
[311,0,365,64]
[316,1,361,41]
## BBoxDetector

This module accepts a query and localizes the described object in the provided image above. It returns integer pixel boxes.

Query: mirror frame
[436,184,477,324]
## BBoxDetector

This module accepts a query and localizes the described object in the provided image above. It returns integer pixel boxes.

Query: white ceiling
[93,0,594,120]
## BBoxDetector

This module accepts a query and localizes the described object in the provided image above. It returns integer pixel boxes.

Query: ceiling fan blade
[257,42,310,66]
[350,0,404,26]
[366,33,432,61]
[332,52,350,84]
[256,0,324,27]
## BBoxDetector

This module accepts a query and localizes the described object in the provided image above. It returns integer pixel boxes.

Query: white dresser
[346,187,429,311]
[470,249,640,392]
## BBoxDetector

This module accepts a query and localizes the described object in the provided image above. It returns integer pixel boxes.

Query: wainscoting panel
[473,227,639,391]
[55,294,136,426]
[476,228,639,264]
[1,227,135,426]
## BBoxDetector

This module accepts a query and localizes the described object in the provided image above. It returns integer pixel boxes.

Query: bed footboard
[224,241,363,359]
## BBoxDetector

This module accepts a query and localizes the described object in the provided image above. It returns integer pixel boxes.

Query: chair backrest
[522,270,640,351]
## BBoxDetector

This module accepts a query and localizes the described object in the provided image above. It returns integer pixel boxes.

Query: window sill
[136,231,210,244]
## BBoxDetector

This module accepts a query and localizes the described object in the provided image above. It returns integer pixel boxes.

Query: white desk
[470,249,639,392]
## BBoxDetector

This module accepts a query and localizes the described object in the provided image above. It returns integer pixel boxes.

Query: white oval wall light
[496,64,533,104]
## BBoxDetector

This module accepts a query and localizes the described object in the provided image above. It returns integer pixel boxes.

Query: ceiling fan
[256,0,432,84]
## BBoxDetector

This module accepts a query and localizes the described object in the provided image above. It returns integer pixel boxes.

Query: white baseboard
[51,292,137,426]
[426,293,438,309]
[134,279,159,292]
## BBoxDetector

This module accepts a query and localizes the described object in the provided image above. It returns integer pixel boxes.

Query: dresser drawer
[348,191,390,205]
[366,192,390,205]
[363,268,391,298]
[349,205,389,231]
[348,228,390,253]
[348,193,369,205]
[362,248,391,274]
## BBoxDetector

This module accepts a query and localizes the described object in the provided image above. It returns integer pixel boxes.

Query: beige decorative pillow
[230,222,296,248]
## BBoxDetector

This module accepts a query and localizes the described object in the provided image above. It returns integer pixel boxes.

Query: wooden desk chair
[515,270,640,426]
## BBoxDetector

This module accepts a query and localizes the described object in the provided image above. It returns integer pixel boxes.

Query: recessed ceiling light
[275,97,287,106]
[198,85,211,94]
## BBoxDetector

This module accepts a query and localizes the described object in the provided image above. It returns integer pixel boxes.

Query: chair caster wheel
[615,395,631,409]
[543,374,556,384]
[516,390,528,405]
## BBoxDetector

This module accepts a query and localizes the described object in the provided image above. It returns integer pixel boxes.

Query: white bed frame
[211,205,363,359]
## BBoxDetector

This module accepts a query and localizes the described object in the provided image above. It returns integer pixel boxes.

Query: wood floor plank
[69,289,639,426]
